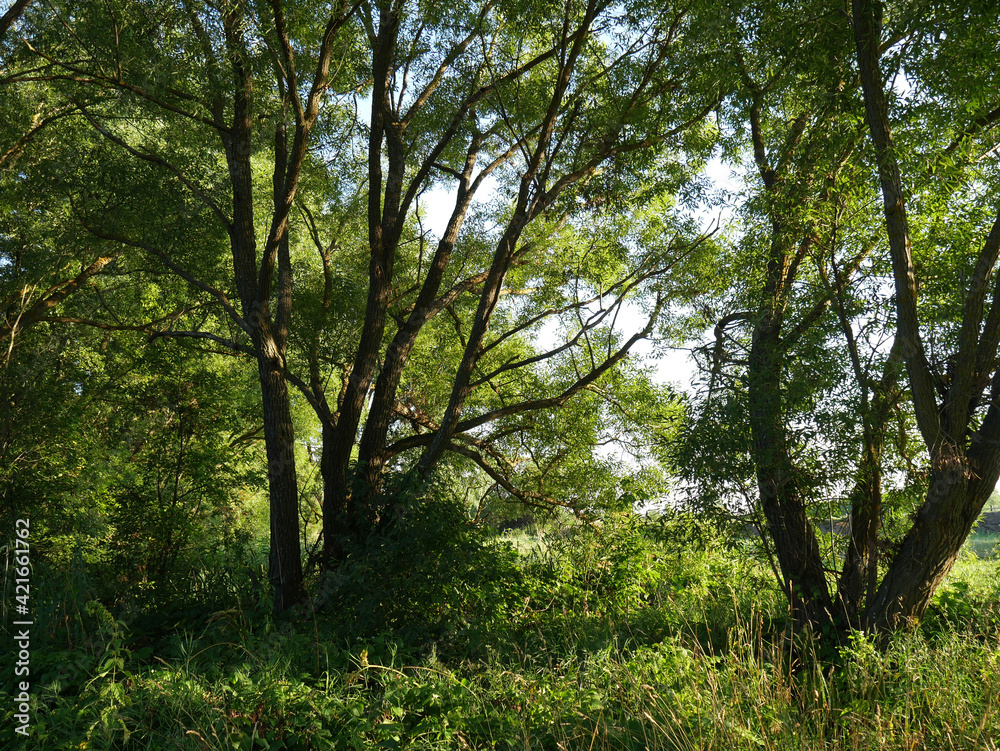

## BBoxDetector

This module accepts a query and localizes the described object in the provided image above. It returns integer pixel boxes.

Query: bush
[315,491,527,652]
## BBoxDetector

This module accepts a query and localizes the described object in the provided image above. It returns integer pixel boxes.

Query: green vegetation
[5,0,1000,746]
[6,509,1000,749]
[963,532,1000,560]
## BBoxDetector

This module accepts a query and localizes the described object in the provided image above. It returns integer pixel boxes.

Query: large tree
[851,0,1000,632]
[3,0,364,611]
[5,0,723,608]
[679,0,1000,640]
[303,0,725,558]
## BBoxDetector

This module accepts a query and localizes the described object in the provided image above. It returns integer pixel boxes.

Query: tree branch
[85,228,249,335]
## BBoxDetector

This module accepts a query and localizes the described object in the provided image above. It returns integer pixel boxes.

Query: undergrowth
[4,504,1000,749]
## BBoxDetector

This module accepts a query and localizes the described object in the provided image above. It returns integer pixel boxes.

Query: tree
[300,0,725,558]
[25,0,1000,641]
[1,7,108,357]
[0,1,33,43]
[677,0,1000,641]
[851,0,1000,632]
[6,0,724,600]
[0,249,267,611]
[5,0,366,611]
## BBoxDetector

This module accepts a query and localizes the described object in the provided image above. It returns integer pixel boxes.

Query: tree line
[2,0,999,645]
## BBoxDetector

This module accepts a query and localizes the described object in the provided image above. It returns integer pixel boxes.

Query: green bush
[9,498,1000,751]
[315,492,527,652]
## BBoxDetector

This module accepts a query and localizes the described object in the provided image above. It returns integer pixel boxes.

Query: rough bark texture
[834,335,903,628]
[834,397,889,628]
[222,1,303,613]
[852,0,1000,634]
[254,320,304,612]
[0,0,32,41]
[321,2,403,559]
[748,280,836,635]
[354,143,480,500]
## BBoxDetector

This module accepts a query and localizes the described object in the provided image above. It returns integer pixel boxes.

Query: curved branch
[389,293,665,459]
[74,99,232,231]
[85,228,249,335]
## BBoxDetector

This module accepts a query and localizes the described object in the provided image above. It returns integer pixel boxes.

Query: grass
[6,513,1000,749]
[964,531,1000,559]
[500,525,551,557]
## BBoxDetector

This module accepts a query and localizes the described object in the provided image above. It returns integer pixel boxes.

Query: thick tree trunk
[355,167,478,502]
[866,436,1000,631]
[221,4,303,612]
[321,234,396,554]
[321,5,405,558]
[321,418,355,562]
[851,0,1000,636]
[748,315,836,635]
[255,332,304,613]
[852,0,939,450]
[835,443,883,629]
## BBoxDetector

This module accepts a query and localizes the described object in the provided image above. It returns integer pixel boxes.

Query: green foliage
[5,0,1000,747]
[1,318,268,615]
[8,514,1000,750]
[315,488,527,650]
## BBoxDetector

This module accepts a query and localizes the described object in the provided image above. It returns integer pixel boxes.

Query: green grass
[499,526,550,557]
[964,531,1000,559]
[7,514,1000,750]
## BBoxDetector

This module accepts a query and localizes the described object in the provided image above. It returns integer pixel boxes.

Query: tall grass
[5,512,1000,749]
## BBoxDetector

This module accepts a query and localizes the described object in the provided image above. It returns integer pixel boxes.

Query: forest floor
[8,512,1000,750]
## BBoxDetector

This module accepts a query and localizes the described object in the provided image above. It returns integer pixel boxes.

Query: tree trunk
[354,162,479,503]
[748,314,836,635]
[321,418,355,563]
[866,436,1000,631]
[253,321,304,613]
[222,3,303,612]
[835,441,884,629]
[320,3,407,558]
[851,0,1000,636]
[835,347,902,628]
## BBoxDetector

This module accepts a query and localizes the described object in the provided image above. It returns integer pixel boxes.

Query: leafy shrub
[316,491,527,652]
[530,512,665,615]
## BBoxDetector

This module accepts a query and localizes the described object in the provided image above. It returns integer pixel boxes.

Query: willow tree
[679,0,1000,640]
[6,0,724,608]
[6,0,366,611]
[852,0,1000,631]
[299,0,725,558]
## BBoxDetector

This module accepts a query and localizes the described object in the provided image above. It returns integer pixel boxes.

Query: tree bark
[852,0,1000,634]
[0,0,33,42]
[222,1,303,612]
[322,2,403,557]
[418,0,600,472]
[834,335,902,628]
[254,322,304,612]
[748,308,836,635]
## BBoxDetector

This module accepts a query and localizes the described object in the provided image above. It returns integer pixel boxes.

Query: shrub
[316,491,527,653]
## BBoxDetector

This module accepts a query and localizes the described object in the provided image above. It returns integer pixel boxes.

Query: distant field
[965,531,1000,558]
[501,527,549,556]
[966,505,1000,557]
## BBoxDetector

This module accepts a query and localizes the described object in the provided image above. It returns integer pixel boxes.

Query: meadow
[5,506,1000,750]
